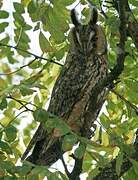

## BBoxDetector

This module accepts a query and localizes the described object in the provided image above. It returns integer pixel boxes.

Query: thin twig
[7,96,34,112]
[70,157,83,180]
[112,89,138,115]
[0,58,37,76]
[8,109,28,127]
[74,0,80,9]
[60,155,70,177]
[0,43,63,67]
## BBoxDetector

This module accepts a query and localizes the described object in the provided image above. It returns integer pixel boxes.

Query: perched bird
[22,5,108,166]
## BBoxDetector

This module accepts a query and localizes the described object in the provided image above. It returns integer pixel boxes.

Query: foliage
[0,0,137,179]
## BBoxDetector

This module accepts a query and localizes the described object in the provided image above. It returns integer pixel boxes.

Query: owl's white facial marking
[75,26,96,56]
[87,31,95,49]
[76,31,82,49]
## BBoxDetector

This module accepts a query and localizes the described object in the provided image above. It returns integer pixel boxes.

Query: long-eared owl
[22,6,108,166]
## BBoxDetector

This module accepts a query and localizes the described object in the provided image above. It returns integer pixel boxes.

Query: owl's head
[70,6,98,56]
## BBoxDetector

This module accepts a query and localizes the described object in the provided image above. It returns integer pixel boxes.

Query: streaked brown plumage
[22,6,108,166]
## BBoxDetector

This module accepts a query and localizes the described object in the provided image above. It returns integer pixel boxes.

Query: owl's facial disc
[75,29,96,55]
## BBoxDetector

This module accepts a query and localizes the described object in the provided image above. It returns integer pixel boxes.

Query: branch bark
[113,0,138,48]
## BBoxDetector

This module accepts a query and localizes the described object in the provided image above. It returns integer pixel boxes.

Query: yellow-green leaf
[39,31,52,52]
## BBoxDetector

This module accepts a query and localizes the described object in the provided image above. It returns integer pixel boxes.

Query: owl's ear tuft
[89,6,98,25]
[71,9,80,26]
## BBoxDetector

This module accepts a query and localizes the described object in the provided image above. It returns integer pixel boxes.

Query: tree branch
[7,95,35,112]
[91,0,127,98]
[112,0,138,48]
[60,155,70,177]
[0,58,37,76]
[69,155,83,180]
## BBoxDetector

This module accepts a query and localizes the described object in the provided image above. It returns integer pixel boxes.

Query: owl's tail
[26,136,62,166]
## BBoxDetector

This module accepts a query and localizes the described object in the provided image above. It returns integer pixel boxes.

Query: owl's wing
[48,53,87,117]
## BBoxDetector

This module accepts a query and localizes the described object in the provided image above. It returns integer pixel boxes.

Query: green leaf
[31,166,51,176]
[14,2,25,14]
[27,175,39,180]
[0,36,10,44]
[44,6,68,43]
[29,60,42,69]
[13,12,25,25]
[82,152,93,172]
[22,74,42,85]
[22,0,31,6]
[0,161,15,174]
[129,0,138,7]
[0,150,7,161]
[28,1,37,14]
[0,166,5,177]
[0,141,12,154]
[54,44,68,60]
[46,116,71,136]
[33,95,41,106]
[88,151,108,167]
[39,31,52,52]
[5,125,17,142]
[116,152,124,176]
[129,159,138,175]
[0,78,7,89]
[24,23,32,30]
[87,167,100,180]
[122,144,135,156]
[100,113,110,129]
[47,174,61,180]
[123,167,138,180]
[0,22,8,33]
[14,30,30,44]
[19,85,34,96]
[7,55,16,64]
[45,76,54,86]
[61,0,75,6]
[0,10,9,18]
[62,134,78,151]
[81,7,90,24]
[33,108,49,123]
[0,98,7,110]
[15,164,32,176]
[0,132,3,140]
[74,143,86,159]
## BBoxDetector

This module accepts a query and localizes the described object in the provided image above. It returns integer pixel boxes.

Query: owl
[22,6,108,166]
